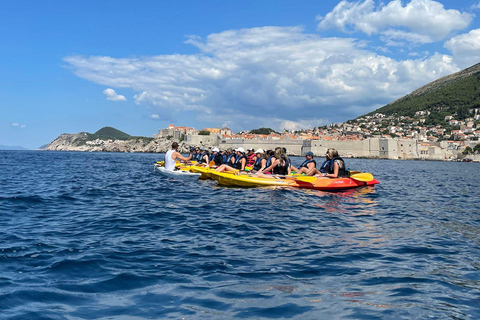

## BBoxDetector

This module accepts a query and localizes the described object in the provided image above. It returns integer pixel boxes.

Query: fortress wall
[310,139,372,158]
[184,134,221,146]
[184,135,431,160]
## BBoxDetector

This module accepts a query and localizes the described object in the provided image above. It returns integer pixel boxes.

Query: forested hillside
[368,63,480,125]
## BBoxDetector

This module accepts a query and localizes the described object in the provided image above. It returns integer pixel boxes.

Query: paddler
[164,142,193,171]
[251,149,267,172]
[305,148,348,178]
[196,147,209,165]
[209,147,223,166]
[215,147,247,172]
[291,151,316,174]
[246,148,256,167]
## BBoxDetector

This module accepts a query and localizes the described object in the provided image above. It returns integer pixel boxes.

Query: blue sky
[2,0,480,149]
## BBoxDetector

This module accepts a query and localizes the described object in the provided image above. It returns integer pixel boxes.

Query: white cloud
[12,123,26,128]
[444,29,480,69]
[103,88,127,101]
[318,0,473,45]
[64,26,461,130]
[150,114,160,120]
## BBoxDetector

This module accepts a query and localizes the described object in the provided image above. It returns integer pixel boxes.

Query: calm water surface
[0,151,479,319]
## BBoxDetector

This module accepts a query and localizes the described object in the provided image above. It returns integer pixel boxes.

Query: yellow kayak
[209,171,298,187]
[189,166,214,179]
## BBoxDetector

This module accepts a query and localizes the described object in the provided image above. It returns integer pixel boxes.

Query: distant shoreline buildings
[154,109,480,161]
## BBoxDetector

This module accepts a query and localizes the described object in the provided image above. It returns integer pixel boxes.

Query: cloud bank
[318,0,472,45]
[64,1,475,131]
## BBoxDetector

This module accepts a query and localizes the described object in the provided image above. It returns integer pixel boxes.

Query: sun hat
[235,147,245,153]
[247,148,254,151]
[212,147,219,152]
[305,151,314,156]
[255,148,264,154]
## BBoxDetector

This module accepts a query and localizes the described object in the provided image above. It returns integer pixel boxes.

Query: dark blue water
[1,151,479,319]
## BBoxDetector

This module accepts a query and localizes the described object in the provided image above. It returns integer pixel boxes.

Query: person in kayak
[246,148,256,167]
[257,150,275,174]
[223,148,236,166]
[209,147,223,166]
[215,147,247,172]
[196,147,210,165]
[257,147,290,176]
[251,149,267,173]
[164,142,193,171]
[291,151,316,174]
[305,148,348,178]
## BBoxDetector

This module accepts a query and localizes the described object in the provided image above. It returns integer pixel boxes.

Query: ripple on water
[0,152,479,319]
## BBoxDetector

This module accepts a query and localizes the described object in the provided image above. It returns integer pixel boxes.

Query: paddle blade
[294,176,318,183]
[350,173,374,182]
[209,160,215,167]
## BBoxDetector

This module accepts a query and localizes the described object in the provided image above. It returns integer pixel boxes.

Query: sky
[2,0,480,149]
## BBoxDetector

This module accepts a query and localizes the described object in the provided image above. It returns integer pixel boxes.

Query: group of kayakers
[165,142,348,178]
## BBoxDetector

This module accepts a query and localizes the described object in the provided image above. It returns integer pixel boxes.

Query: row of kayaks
[154,162,380,191]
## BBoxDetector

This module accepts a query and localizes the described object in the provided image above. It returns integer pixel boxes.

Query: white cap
[212,147,219,152]
[235,147,245,153]
[255,148,264,154]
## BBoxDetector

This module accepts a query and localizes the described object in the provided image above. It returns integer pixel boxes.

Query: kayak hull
[155,165,201,178]
[189,166,213,179]
[209,171,379,190]
[209,171,298,187]
[294,177,380,191]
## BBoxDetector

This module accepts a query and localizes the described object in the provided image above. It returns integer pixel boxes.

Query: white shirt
[164,149,176,171]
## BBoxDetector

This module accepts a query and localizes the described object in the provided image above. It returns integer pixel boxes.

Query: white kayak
[155,165,201,179]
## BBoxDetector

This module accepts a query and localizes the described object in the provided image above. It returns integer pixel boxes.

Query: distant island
[0,145,29,150]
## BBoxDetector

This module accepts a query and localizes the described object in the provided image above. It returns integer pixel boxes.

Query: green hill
[367,62,480,125]
[93,126,132,140]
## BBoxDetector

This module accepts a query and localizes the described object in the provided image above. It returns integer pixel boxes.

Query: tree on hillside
[474,143,480,153]
[463,146,473,155]
[250,127,276,135]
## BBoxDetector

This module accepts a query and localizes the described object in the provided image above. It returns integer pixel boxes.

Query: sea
[0,150,479,320]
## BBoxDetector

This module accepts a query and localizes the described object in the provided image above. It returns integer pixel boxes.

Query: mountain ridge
[367,62,480,124]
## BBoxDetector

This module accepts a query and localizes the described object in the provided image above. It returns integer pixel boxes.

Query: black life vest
[253,157,264,171]
[300,159,316,169]
[225,154,235,165]
[234,155,246,169]
[265,155,274,168]
[197,152,208,164]
[319,160,329,173]
[323,157,348,176]
[273,158,289,175]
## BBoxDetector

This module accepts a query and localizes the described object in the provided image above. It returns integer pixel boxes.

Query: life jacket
[253,157,264,171]
[246,153,256,166]
[197,152,208,164]
[319,160,329,173]
[273,158,289,175]
[300,159,316,169]
[322,157,348,176]
[209,152,217,162]
[211,153,223,166]
[225,154,235,165]
[265,155,274,168]
[234,155,246,169]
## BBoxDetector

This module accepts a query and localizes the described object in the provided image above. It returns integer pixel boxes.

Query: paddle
[349,173,374,182]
